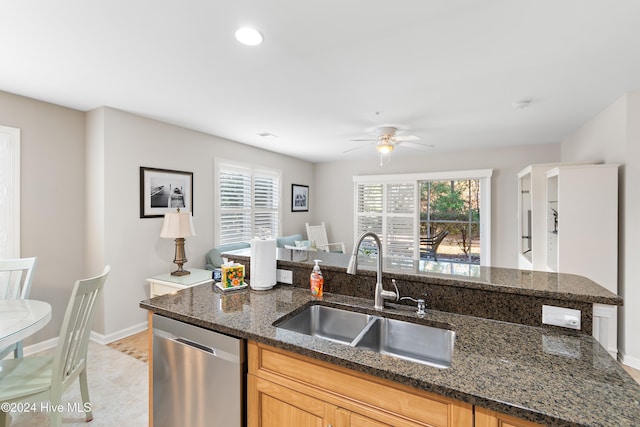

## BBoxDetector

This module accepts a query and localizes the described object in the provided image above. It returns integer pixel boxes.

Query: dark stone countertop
[140,285,640,427]
[226,248,622,305]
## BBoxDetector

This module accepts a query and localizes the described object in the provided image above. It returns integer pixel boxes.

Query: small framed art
[291,184,309,212]
[140,167,193,218]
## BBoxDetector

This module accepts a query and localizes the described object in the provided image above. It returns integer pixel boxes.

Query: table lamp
[160,208,195,276]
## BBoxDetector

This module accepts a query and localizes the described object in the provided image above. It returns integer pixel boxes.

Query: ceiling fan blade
[349,138,378,142]
[398,141,435,150]
[393,135,421,142]
[342,145,369,154]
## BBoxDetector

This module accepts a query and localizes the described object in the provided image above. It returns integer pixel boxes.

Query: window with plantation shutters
[355,182,415,259]
[216,161,281,245]
[354,169,492,265]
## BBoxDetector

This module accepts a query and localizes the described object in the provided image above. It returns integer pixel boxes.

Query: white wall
[0,90,87,344]
[314,143,561,267]
[86,107,315,338]
[561,90,640,368]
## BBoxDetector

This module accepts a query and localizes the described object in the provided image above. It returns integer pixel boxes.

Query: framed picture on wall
[291,184,309,212]
[140,167,193,218]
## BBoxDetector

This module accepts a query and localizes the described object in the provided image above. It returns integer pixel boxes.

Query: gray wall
[0,90,86,345]
[314,143,561,268]
[87,107,315,338]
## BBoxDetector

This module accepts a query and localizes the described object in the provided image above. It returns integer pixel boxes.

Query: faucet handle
[399,295,427,315]
[390,279,400,302]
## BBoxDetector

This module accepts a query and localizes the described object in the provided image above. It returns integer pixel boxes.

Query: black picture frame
[140,167,193,218]
[291,184,309,212]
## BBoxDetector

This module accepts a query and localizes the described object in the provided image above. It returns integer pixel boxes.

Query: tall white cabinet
[518,163,619,358]
[518,164,561,270]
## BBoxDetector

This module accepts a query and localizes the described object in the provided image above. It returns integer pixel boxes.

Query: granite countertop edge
[227,252,623,306]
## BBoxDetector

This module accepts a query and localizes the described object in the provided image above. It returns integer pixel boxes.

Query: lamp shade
[160,211,195,238]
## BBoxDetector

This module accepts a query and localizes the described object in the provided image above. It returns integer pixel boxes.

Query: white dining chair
[0,266,110,427]
[0,257,38,360]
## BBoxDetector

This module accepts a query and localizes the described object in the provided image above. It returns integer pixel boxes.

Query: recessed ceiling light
[235,27,263,46]
[258,132,278,138]
[512,100,532,109]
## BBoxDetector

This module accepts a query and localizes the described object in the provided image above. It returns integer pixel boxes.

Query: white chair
[0,266,110,427]
[0,257,38,360]
[305,222,345,253]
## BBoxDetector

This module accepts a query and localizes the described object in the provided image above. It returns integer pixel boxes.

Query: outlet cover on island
[542,305,581,330]
[276,269,293,284]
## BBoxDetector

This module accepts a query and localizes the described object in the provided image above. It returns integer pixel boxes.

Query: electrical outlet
[276,269,293,284]
[542,305,581,330]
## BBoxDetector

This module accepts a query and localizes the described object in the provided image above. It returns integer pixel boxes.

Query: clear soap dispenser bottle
[310,259,324,297]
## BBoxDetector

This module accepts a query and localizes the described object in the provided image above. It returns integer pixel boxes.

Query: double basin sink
[274,304,455,369]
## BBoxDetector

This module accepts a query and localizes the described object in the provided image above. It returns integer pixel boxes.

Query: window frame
[353,169,492,266]
[214,158,282,246]
[0,125,20,259]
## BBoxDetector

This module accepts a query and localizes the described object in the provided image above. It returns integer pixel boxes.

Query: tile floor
[5,340,640,426]
[6,342,148,426]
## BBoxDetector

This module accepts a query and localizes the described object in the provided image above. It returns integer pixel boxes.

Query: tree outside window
[419,179,480,264]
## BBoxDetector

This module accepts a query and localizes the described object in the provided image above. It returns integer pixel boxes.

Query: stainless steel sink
[352,317,455,369]
[274,304,375,344]
[274,304,455,369]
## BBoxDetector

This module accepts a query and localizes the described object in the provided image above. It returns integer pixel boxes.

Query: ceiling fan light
[376,142,394,154]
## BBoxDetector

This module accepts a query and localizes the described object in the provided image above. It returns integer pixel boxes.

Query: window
[420,179,481,263]
[0,126,20,259]
[354,170,492,266]
[215,160,281,245]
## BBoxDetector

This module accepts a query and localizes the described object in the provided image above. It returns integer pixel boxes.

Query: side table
[147,268,214,297]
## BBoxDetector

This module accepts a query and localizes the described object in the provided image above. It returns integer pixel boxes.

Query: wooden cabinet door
[475,407,545,427]
[248,374,326,427]
[349,412,392,427]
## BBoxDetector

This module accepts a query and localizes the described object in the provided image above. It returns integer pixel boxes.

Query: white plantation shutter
[253,171,280,238]
[386,183,415,259]
[354,181,415,259]
[219,167,252,244]
[217,162,280,245]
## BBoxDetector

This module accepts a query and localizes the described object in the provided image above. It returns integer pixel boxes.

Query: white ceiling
[2,1,640,163]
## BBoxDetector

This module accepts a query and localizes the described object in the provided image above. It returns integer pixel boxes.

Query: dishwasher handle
[154,327,241,364]
[175,337,216,355]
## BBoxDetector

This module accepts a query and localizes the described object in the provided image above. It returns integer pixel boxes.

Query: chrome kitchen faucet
[346,231,399,310]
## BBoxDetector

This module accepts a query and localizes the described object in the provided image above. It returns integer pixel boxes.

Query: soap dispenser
[310,259,324,297]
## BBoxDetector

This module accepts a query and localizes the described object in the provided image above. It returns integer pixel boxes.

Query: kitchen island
[141,282,640,426]
[223,248,622,335]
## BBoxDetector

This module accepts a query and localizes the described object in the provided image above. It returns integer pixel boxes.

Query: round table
[0,299,52,349]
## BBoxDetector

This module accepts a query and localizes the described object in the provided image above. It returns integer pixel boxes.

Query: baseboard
[23,336,59,357]
[21,321,149,356]
[90,321,149,345]
[620,351,640,370]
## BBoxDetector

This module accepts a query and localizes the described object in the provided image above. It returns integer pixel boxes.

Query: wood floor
[107,330,149,363]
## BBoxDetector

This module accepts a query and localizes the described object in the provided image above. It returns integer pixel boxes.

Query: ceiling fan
[345,126,434,165]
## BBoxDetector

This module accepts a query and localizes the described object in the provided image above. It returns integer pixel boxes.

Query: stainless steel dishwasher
[152,314,246,427]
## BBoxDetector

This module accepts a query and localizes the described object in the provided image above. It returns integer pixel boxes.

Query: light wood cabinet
[248,341,472,427]
[475,407,544,427]
[248,375,326,427]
